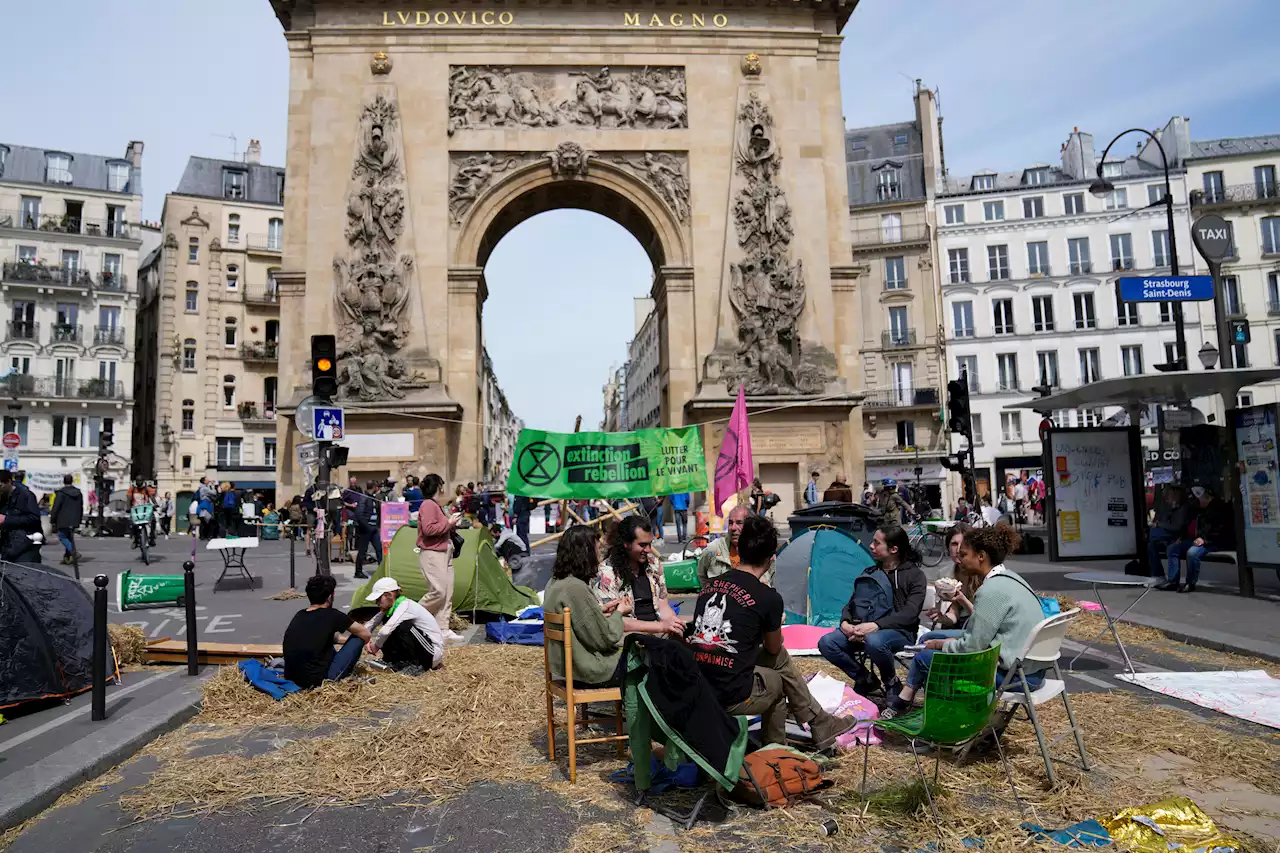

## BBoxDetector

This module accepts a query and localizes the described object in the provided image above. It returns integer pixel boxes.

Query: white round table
[1062,571,1156,675]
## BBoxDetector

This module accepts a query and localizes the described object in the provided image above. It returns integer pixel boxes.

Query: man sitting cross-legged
[283,574,374,689]
[364,577,445,672]
[688,514,856,751]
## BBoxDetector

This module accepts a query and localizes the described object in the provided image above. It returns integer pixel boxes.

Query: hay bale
[108,624,147,666]
[266,589,305,601]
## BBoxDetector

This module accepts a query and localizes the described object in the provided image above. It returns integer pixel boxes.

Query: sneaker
[354,571,368,579]
[443,629,466,642]
[809,713,857,752]
[1178,582,1197,593]
[1154,579,1179,591]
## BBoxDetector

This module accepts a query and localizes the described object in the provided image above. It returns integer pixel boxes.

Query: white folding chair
[999,608,1090,787]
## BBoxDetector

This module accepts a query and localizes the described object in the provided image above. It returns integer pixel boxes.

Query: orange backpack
[736,746,831,808]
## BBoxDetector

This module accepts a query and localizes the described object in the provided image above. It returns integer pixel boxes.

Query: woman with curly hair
[543,525,629,685]
[884,523,1047,718]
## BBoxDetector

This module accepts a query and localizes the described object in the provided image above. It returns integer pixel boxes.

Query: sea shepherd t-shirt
[689,569,783,707]
[283,607,356,689]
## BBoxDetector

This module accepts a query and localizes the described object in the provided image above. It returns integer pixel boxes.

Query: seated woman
[922,524,977,640]
[884,524,1045,718]
[544,525,632,686]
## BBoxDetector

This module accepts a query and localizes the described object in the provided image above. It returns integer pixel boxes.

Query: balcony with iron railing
[1268,300,1280,316]
[237,400,278,427]
[246,233,283,254]
[863,386,940,409]
[1069,262,1092,275]
[5,321,37,342]
[243,284,280,308]
[207,450,274,472]
[1192,183,1280,208]
[0,209,139,240]
[0,374,125,401]
[93,326,126,346]
[851,222,929,251]
[1,261,93,290]
[50,323,82,344]
[239,340,279,362]
[881,329,917,348]
[96,270,129,293]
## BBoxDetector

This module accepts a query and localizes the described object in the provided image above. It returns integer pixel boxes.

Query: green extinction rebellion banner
[506,427,708,499]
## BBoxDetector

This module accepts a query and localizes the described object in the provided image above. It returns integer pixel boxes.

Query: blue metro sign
[1117,275,1214,302]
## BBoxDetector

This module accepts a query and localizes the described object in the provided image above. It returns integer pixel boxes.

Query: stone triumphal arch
[272,0,869,508]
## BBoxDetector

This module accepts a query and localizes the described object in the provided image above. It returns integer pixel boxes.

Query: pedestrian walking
[669,491,690,542]
[50,474,83,565]
[158,491,175,538]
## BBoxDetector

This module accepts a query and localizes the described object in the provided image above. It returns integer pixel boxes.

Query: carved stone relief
[448,66,687,134]
[332,93,415,401]
[448,153,530,224]
[611,152,690,222]
[719,92,832,395]
[546,141,595,178]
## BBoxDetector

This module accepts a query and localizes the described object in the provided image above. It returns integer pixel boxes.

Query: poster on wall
[1047,428,1140,560]
[1233,406,1280,566]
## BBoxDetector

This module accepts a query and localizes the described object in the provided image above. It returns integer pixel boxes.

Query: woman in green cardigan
[544,525,633,686]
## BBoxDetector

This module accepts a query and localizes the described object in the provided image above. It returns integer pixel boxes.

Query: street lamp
[1092,128,1187,372]
[1198,341,1219,370]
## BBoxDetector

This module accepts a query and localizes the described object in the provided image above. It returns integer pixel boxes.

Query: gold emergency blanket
[1101,796,1242,853]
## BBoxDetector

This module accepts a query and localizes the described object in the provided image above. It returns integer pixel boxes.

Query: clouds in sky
[3,0,1278,430]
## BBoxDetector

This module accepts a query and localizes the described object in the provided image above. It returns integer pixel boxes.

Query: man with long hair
[593,515,683,637]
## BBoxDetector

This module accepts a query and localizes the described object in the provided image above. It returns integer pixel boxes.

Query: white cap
[366,577,401,601]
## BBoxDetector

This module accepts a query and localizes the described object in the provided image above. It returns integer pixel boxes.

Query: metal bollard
[92,574,108,721]
[71,549,81,581]
[289,526,296,590]
[183,560,198,676]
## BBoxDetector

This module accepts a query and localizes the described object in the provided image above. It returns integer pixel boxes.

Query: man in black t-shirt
[283,574,373,689]
[689,515,855,751]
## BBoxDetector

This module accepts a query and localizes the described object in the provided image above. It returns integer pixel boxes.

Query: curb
[1116,612,1280,665]
[0,674,207,832]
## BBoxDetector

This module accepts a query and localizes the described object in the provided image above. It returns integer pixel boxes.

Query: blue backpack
[850,566,894,624]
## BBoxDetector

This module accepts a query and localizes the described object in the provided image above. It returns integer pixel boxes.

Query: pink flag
[714,385,754,513]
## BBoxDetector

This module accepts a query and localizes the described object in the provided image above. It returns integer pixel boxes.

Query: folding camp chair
[862,645,1020,826]
[543,607,627,783]
[997,608,1090,788]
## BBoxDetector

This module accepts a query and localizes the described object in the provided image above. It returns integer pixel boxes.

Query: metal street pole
[1208,259,1233,369]
[315,437,332,578]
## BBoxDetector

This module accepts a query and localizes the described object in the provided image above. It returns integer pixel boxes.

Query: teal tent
[772,527,876,626]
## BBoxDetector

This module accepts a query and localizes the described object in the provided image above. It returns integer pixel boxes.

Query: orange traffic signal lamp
[311,335,337,398]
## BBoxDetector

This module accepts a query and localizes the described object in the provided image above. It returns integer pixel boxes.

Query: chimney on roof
[1061,127,1095,180]
[126,141,144,168]
[245,139,262,165]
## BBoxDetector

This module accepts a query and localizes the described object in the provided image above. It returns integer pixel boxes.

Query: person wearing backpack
[817,525,927,696]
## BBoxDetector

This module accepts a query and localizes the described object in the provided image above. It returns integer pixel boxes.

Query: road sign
[294,395,324,439]
[3,448,18,472]
[1117,275,1214,302]
[1192,214,1233,263]
[1231,319,1251,345]
[2,433,20,450]
[313,407,345,441]
[296,440,320,468]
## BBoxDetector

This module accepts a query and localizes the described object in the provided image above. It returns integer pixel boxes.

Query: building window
[185,281,199,313]
[103,253,122,280]
[1104,187,1128,210]
[20,196,41,229]
[876,168,901,201]
[1164,341,1178,366]
[182,399,195,432]
[972,174,995,191]
[52,416,83,447]
[182,454,193,472]
[1262,217,1280,255]
[264,438,278,467]
[987,244,1010,280]
[1121,345,1143,376]
[948,248,969,284]
[0,146,6,176]
[107,162,129,193]
[1223,275,1242,315]
[895,419,915,448]
[99,360,118,384]
[1025,168,1049,186]
[223,375,236,408]
[1027,241,1050,276]
[956,355,978,390]
[1078,348,1101,383]
[1116,289,1139,327]
[2,416,28,446]
[1256,165,1277,199]
[993,298,1014,335]
[1239,392,1255,409]
[1081,409,1103,427]
[1203,171,1224,203]
[45,153,72,184]
[1068,237,1091,274]
[1147,184,1167,205]
[17,245,36,264]
[268,218,284,251]
[1073,292,1096,329]
[224,317,238,347]
[881,213,902,243]
[223,170,247,199]
[188,237,199,263]
[227,214,240,244]
[970,413,984,445]
[952,301,974,338]
[1110,233,1134,270]
[997,353,1019,391]
[1032,295,1055,332]
[1268,272,1280,313]
[1022,197,1045,219]
[216,437,243,467]
[277,172,286,205]
[226,264,239,291]
[1063,193,1084,215]
[182,338,197,371]
[1001,411,1022,442]
[1234,342,1250,369]
[1160,301,1175,323]
[1036,351,1060,388]
[983,200,1005,221]
[1101,161,1123,179]
[944,204,965,225]
[884,256,906,290]
[1151,230,1170,267]
[887,306,910,344]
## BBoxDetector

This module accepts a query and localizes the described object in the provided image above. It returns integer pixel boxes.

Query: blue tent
[773,527,876,626]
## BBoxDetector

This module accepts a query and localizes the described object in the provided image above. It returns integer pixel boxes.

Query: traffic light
[939,454,969,474]
[311,335,337,399]
[946,376,971,435]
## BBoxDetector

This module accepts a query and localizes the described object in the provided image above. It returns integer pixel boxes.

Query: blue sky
[5,0,1279,430]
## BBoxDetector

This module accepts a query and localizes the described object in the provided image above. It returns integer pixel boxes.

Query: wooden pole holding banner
[529,501,640,549]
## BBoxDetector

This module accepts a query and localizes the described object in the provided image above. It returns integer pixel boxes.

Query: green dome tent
[349,525,538,619]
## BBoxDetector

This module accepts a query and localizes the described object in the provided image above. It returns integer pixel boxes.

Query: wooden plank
[144,639,283,665]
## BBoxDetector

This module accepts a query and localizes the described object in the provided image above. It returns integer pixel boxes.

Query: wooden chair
[543,607,627,783]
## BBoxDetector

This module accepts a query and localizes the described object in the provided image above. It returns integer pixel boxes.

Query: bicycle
[130,503,155,566]
[907,520,949,567]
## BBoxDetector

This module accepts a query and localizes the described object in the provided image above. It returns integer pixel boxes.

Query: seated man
[364,577,444,672]
[689,514,855,751]
[1147,485,1190,582]
[1161,485,1232,593]
[817,525,926,696]
[283,574,373,689]
[594,515,684,638]
[697,505,775,589]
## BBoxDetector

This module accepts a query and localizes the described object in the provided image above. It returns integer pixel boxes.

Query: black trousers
[353,524,381,574]
[380,623,437,670]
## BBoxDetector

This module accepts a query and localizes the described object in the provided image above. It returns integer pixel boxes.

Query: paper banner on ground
[506,427,707,499]
[380,501,410,550]
[1117,669,1280,730]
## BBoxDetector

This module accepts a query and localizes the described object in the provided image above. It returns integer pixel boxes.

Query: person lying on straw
[283,574,374,689]
[364,577,445,673]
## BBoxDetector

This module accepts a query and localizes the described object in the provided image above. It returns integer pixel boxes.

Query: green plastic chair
[861,645,1019,825]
